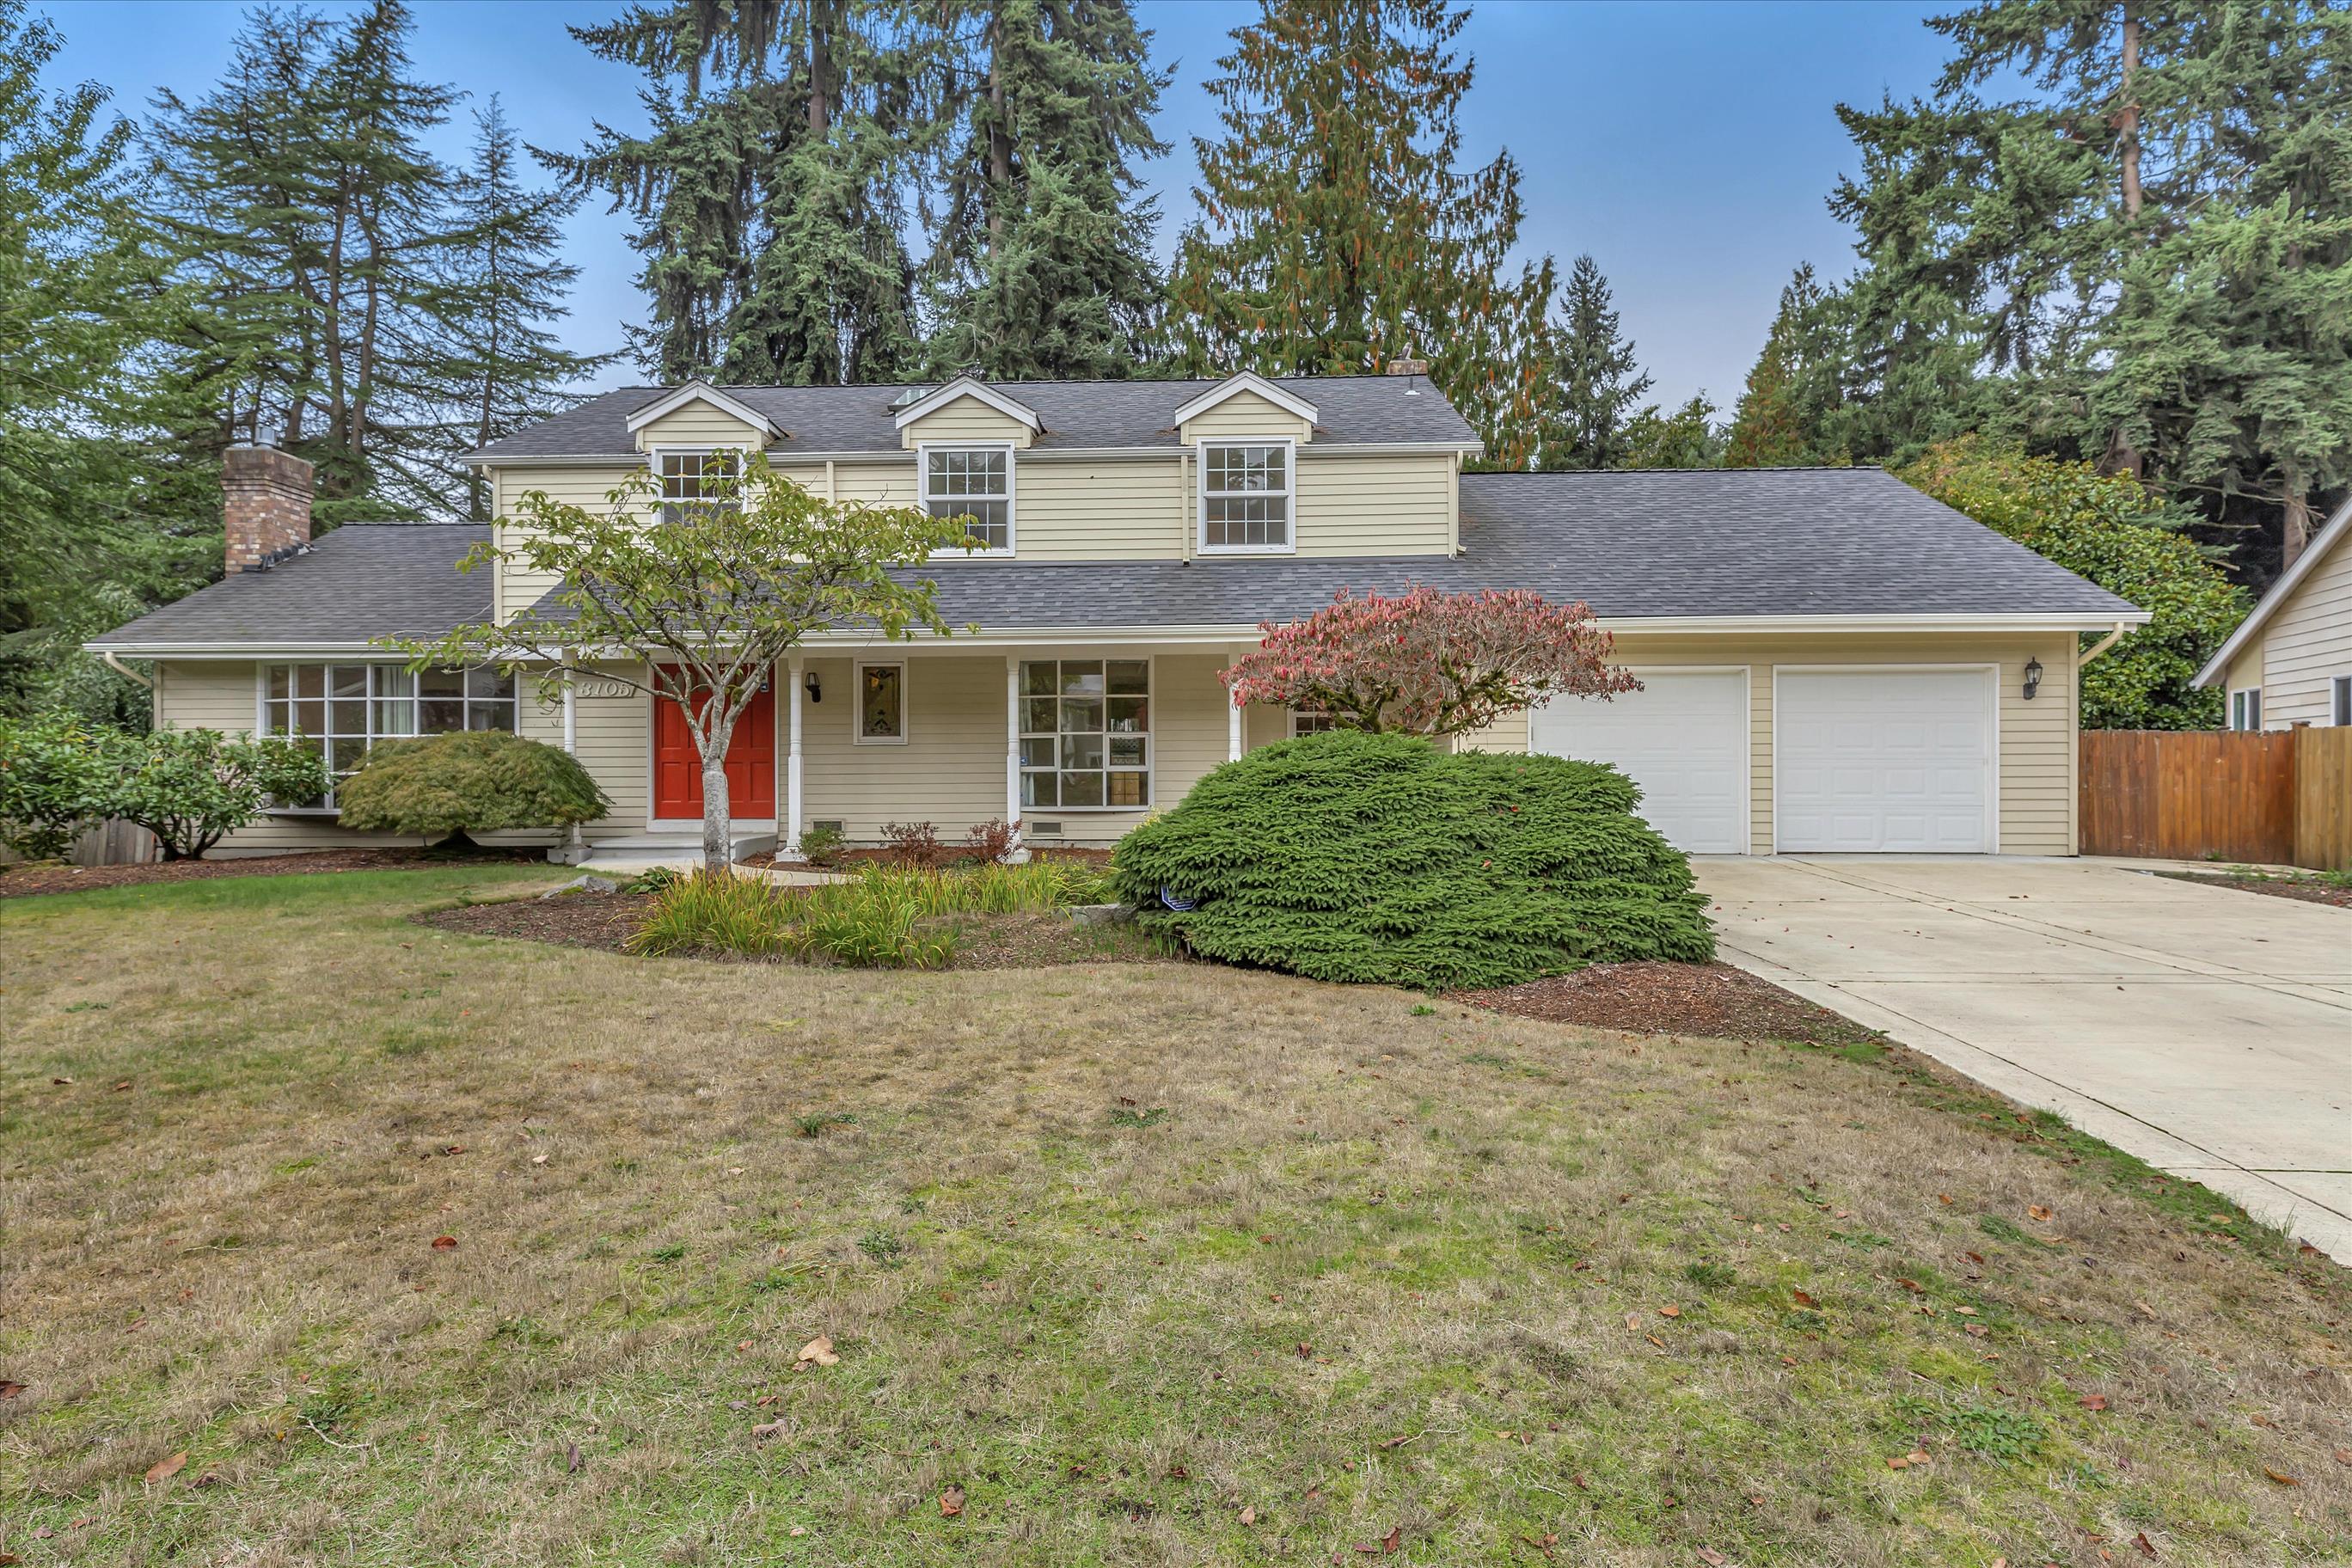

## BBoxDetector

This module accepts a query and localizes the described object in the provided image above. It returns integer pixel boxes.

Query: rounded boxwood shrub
[1109,730,1714,990]
[336,731,609,841]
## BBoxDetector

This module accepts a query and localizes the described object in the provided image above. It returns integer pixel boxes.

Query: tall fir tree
[1615,395,1723,470]
[145,0,545,523]
[556,0,941,384]
[442,98,610,520]
[1167,0,1561,466]
[1724,265,1846,469]
[921,0,1170,379]
[0,0,218,722]
[1545,254,1651,469]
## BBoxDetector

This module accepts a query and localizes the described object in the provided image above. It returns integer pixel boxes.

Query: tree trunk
[2282,461,2312,567]
[701,758,733,879]
[808,5,832,135]
[2118,10,2141,223]
[987,11,1009,260]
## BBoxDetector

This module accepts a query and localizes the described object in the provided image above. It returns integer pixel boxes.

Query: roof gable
[890,376,1042,435]
[1171,371,1320,431]
[623,381,782,441]
[2192,494,2352,689]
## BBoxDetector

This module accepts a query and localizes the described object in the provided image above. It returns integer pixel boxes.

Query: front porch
[558,645,1285,860]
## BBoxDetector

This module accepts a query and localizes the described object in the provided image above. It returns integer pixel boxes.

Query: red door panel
[652,673,775,821]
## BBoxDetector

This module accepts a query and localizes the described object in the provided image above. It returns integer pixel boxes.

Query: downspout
[101,651,153,689]
[2079,622,2129,666]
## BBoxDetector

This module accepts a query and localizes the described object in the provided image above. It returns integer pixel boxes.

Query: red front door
[652,674,776,821]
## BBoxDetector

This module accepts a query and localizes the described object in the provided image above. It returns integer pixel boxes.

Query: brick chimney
[222,444,313,573]
[1383,356,1430,377]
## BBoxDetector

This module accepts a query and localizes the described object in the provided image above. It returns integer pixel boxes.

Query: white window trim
[854,658,910,746]
[1017,655,1155,812]
[1288,707,1335,738]
[1196,436,1297,556]
[918,440,1016,557]
[2230,687,2263,732]
[254,660,517,815]
[2332,674,2351,727]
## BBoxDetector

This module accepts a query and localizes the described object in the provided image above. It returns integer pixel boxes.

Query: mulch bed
[2156,870,2352,909]
[738,845,1118,872]
[1453,960,1886,1046]
[420,889,1168,970]
[0,846,547,900]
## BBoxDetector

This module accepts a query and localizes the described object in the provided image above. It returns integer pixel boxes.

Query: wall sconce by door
[2023,657,2043,700]
[803,671,823,704]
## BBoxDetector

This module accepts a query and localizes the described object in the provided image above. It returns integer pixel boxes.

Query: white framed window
[653,447,741,524]
[1019,658,1150,809]
[1289,707,1338,737]
[855,659,908,744]
[921,444,1014,554]
[2333,675,2350,726]
[2230,688,2263,732]
[1197,438,1294,553]
[259,663,516,809]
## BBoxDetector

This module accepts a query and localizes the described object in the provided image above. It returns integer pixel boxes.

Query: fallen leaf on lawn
[430,1235,457,1251]
[113,1081,132,1092]
[51,1076,72,1085]
[794,1336,838,1369]
[1658,1304,1681,1319]
[530,1153,548,1166]
[2134,1530,2158,1558]
[2079,1394,2108,1411]
[1625,1314,1643,1332]
[750,1420,787,1441]
[1699,1549,1729,1566]
[788,1526,805,1537]
[1937,1193,1953,1205]
[1296,1342,1313,1358]
[2263,1467,2299,1485]
[2334,1447,2352,1467]
[145,1451,187,1484]
[2206,1212,2232,1225]
[940,1485,965,1517]
[2027,1204,2054,1222]
[0,1381,22,1400]
[1896,1278,1923,1293]
[2250,1412,2275,1428]
[1239,1505,1256,1526]
[1382,1526,1403,1554]
[1646,1333,1666,1350]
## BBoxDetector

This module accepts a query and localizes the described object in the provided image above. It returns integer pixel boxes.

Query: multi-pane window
[1289,707,1338,737]
[657,449,740,524]
[261,664,517,807]
[922,446,1013,553]
[1200,441,1291,550]
[1020,658,1149,809]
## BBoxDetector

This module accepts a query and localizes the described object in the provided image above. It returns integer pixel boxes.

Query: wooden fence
[0,818,158,870]
[2080,726,2352,870]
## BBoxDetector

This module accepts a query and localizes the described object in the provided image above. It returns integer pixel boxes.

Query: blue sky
[36,0,1957,411]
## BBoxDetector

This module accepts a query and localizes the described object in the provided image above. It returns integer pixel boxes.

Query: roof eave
[2191,493,2352,689]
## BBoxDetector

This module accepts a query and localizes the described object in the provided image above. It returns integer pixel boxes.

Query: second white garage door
[1529,668,1749,854]
[1775,668,1996,853]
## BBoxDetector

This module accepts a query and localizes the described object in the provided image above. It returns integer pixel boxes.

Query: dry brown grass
[1,867,2346,1567]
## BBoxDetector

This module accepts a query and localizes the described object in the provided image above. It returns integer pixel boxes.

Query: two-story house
[90,370,2146,861]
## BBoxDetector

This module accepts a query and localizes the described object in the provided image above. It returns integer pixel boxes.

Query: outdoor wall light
[804,671,823,705]
[2023,657,2043,701]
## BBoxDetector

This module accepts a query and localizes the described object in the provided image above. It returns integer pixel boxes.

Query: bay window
[1020,658,1149,809]
[260,663,516,808]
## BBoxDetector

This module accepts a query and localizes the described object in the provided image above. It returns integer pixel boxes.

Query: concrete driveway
[1700,857,2352,1262]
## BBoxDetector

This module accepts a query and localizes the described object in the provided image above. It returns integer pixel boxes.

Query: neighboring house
[2194,496,2352,732]
[90,371,2147,861]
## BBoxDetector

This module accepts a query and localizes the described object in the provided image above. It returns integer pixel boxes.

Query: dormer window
[656,448,740,524]
[922,444,1014,554]
[1199,439,1293,553]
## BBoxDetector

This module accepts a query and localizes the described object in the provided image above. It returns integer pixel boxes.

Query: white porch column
[1228,646,1246,763]
[1005,656,1024,837]
[785,652,805,859]
[560,654,578,755]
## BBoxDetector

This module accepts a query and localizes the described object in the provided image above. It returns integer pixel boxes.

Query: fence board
[2294,726,2352,873]
[2079,731,2298,864]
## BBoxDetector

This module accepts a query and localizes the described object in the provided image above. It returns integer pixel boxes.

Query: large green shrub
[1110,731,1715,990]
[108,729,333,861]
[335,731,609,839]
[0,711,113,861]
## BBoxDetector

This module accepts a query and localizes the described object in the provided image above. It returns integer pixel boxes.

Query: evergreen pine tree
[1546,254,1651,469]
[1167,0,1560,464]
[922,0,1170,380]
[1615,395,1722,470]
[442,97,609,521]
[1724,266,1844,468]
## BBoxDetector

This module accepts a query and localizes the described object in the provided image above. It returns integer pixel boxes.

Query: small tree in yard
[1222,587,1638,738]
[108,730,333,861]
[401,456,975,877]
[0,712,114,861]
[335,732,609,847]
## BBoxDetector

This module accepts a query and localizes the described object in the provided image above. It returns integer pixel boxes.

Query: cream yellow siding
[2221,630,2263,703]
[2249,537,2351,726]
[632,403,768,453]
[1293,452,1453,556]
[493,464,636,621]
[899,398,1036,448]
[1180,390,1314,444]
[1002,456,1186,559]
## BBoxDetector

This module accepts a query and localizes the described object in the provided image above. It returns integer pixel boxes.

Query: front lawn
[1,869,2344,1566]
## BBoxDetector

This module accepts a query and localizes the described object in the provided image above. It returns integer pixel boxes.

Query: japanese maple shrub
[335,732,609,845]
[1111,731,1713,991]
[1222,586,1638,736]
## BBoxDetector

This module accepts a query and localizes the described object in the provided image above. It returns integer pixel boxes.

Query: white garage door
[1775,669,1995,853]
[1529,668,1749,854]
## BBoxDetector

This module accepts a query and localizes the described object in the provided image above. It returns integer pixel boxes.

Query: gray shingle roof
[90,469,2140,652]
[89,524,487,649]
[469,374,1479,459]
